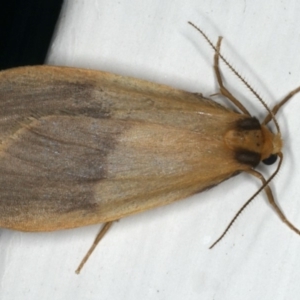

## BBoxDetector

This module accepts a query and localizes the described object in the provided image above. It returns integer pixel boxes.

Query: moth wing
[0,66,245,231]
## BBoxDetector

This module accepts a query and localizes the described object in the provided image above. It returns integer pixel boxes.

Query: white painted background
[1,1,300,299]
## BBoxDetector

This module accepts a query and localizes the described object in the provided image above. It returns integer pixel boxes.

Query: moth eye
[262,154,277,165]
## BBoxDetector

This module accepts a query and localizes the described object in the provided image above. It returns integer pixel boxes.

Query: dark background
[0,0,63,70]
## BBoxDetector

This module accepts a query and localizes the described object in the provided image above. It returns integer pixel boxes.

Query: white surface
[2,0,300,299]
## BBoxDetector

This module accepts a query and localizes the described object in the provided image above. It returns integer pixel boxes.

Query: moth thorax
[224,128,264,155]
[224,125,282,161]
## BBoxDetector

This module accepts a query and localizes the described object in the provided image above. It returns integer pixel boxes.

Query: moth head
[261,126,282,165]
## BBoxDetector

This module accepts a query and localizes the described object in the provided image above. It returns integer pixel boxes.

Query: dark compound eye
[262,154,277,165]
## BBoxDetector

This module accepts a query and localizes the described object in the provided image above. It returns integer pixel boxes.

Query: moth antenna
[209,154,282,248]
[210,152,300,248]
[188,21,280,134]
[209,194,251,249]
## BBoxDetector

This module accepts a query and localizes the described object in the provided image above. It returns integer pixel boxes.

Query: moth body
[0,66,274,231]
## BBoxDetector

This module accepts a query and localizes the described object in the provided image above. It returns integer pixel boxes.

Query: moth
[0,22,299,273]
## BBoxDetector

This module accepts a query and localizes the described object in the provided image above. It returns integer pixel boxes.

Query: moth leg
[246,169,300,235]
[263,86,300,125]
[214,37,250,115]
[75,221,114,274]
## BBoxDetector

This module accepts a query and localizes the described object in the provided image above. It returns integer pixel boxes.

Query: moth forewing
[0,65,251,231]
